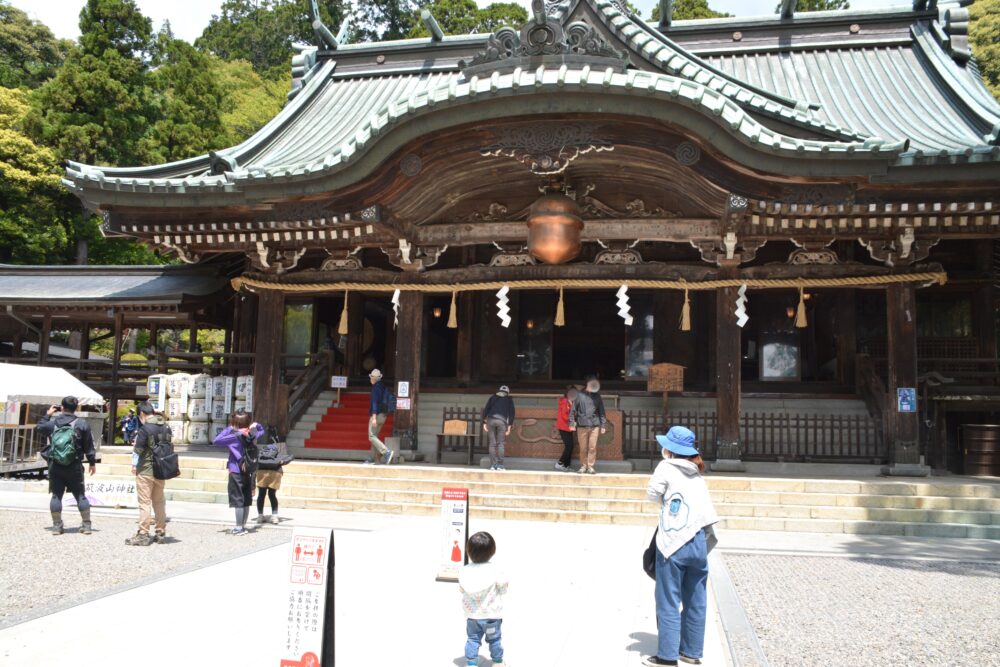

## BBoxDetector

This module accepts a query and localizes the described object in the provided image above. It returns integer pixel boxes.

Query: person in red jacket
[554,386,578,472]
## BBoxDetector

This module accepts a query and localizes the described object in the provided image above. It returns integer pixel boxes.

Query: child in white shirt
[459,531,509,667]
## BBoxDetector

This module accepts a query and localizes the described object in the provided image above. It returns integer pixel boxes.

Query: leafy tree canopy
[353,0,418,42]
[407,0,527,37]
[24,0,155,166]
[970,0,1000,101]
[651,0,729,23]
[214,58,289,145]
[0,2,72,88]
[774,0,849,12]
[197,0,348,80]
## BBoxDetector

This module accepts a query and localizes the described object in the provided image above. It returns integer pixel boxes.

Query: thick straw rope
[232,272,947,294]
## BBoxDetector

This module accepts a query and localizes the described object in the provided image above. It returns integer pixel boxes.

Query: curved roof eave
[64,65,908,205]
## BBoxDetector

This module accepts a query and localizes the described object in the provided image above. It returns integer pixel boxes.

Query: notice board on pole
[435,487,469,582]
[280,527,335,667]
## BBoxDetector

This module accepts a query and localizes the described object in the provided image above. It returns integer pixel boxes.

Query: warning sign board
[281,527,334,667]
[436,487,469,582]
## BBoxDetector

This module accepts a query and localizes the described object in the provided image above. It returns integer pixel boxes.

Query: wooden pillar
[455,292,474,385]
[713,264,744,470]
[237,294,257,356]
[973,286,997,360]
[80,324,91,361]
[886,284,922,469]
[253,290,285,428]
[110,310,124,445]
[12,331,22,358]
[393,292,424,449]
[38,314,51,365]
[836,289,857,387]
[188,325,199,353]
[346,292,365,378]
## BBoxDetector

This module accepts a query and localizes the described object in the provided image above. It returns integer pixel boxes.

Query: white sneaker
[577,466,588,474]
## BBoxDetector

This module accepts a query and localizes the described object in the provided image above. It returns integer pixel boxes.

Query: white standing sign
[436,487,469,582]
[281,527,334,667]
[330,375,348,389]
[223,377,234,415]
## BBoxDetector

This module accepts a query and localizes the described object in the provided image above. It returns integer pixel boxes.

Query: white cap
[370,369,383,379]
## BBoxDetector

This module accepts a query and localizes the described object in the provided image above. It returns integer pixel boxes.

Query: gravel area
[724,553,1000,667]
[0,510,287,629]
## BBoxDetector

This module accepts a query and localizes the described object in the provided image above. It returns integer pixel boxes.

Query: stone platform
[20,447,1000,539]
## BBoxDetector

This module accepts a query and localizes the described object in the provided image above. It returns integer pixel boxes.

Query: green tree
[0,87,71,263]
[773,0,849,12]
[214,58,289,144]
[354,0,418,42]
[651,0,729,23]
[197,0,348,79]
[970,0,1000,101]
[139,33,228,163]
[408,0,527,37]
[0,2,72,88]
[24,0,155,166]
[476,2,528,32]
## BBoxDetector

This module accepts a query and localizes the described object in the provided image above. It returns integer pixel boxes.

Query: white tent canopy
[0,363,104,406]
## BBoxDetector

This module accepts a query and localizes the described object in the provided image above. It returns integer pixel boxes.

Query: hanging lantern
[527,193,583,264]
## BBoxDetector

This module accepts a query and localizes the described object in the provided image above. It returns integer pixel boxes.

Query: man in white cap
[368,369,394,464]
[481,385,515,471]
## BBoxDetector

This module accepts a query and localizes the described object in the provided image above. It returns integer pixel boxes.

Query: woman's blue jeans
[654,529,709,661]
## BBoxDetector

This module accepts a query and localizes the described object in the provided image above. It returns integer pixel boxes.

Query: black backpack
[239,437,259,475]
[150,425,180,481]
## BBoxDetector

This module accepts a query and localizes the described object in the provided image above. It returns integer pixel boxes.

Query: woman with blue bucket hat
[643,426,719,666]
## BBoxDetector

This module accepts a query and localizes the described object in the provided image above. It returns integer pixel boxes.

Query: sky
[8,0,910,44]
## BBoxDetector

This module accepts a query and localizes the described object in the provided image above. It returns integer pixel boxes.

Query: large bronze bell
[527,193,583,264]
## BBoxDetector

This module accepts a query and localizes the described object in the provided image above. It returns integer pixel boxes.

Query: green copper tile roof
[62,0,1000,199]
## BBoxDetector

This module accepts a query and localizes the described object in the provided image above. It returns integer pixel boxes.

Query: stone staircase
[76,449,1000,538]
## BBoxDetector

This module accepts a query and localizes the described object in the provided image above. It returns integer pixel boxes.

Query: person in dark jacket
[213,409,263,535]
[368,369,393,465]
[37,396,96,535]
[482,385,515,471]
[569,376,607,475]
[125,402,170,546]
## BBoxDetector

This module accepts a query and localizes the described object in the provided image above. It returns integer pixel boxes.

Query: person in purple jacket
[212,409,263,535]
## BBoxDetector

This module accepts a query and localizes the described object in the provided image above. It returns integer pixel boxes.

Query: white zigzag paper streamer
[616,285,633,326]
[391,289,400,329]
[496,285,511,328]
[735,284,749,328]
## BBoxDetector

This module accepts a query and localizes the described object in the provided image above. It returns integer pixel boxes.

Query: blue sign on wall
[897,387,917,413]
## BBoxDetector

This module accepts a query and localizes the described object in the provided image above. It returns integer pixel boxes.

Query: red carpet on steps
[305,393,393,450]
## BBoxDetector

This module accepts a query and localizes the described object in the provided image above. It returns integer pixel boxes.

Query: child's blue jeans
[654,528,709,661]
[465,618,503,665]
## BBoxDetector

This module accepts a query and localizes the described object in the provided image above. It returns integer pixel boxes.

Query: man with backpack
[368,369,394,465]
[37,396,97,535]
[125,402,171,546]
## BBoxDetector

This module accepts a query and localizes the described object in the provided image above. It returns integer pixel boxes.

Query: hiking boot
[125,532,151,546]
[382,450,394,465]
[51,512,63,535]
[80,521,93,535]
[154,531,167,544]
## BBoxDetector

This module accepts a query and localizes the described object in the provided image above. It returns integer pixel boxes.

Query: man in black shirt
[37,396,97,535]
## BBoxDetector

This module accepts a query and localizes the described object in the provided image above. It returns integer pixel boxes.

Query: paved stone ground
[724,553,1000,667]
[0,509,287,629]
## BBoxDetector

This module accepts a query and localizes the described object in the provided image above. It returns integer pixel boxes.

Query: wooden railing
[287,351,334,431]
[622,409,886,463]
